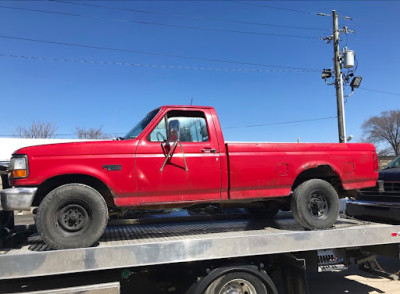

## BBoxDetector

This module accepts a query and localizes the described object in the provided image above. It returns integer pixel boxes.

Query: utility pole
[332,10,346,143]
[322,10,361,143]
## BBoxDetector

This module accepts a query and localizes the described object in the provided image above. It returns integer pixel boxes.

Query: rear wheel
[36,184,108,249]
[187,264,277,294]
[291,179,339,229]
[205,272,266,294]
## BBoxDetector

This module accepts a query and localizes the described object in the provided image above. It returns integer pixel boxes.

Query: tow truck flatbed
[1,212,400,284]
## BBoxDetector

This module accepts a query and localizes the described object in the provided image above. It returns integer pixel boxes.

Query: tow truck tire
[247,202,280,219]
[36,184,108,249]
[291,179,339,230]
[205,272,267,294]
[187,265,277,294]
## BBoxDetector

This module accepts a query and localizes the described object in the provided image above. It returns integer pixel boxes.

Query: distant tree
[16,121,57,138]
[361,110,400,156]
[75,126,110,139]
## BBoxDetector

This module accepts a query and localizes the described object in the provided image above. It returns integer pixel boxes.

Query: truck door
[135,109,222,204]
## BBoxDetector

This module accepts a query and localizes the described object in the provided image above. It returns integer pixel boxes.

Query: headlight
[9,155,28,179]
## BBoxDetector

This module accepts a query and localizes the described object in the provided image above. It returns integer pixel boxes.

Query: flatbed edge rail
[1,222,400,280]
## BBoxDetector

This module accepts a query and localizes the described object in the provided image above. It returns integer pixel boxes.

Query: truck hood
[14,140,138,157]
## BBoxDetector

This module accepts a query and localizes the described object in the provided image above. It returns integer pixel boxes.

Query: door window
[148,111,209,142]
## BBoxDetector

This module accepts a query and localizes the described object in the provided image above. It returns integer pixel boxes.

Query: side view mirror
[160,119,188,172]
[168,120,180,142]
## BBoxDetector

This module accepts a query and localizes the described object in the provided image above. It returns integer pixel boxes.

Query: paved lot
[307,259,400,294]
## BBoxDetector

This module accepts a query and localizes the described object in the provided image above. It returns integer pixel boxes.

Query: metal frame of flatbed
[1,214,400,281]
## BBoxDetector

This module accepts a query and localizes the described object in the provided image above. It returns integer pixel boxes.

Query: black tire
[247,202,280,219]
[36,184,108,249]
[291,179,339,229]
[205,272,268,294]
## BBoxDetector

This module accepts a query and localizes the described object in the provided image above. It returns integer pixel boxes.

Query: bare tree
[16,121,57,138]
[361,110,400,156]
[75,126,110,139]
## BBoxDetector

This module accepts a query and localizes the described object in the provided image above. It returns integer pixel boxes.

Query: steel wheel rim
[218,278,258,294]
[57,204,89,232]
[308,192,329,219]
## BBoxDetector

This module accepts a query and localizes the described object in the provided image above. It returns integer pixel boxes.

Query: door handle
[202,148,217,153]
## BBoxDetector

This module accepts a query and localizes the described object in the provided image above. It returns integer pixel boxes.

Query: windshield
[123,108,160,140]
[384,155,400,169]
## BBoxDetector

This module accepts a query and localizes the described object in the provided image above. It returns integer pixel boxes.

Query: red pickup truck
[1,105,378,249]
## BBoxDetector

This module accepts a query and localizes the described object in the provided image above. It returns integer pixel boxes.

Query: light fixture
[321,69,332,80]
[350,76,362,90]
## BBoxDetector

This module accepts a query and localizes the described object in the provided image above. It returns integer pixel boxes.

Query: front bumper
[0,188,37,211]
[346,199,400,222]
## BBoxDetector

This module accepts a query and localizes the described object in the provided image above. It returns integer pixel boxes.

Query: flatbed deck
[2,212,400,281]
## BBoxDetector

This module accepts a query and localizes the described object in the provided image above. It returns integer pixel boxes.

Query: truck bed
[225,142,377,200]
[1,212,400,281]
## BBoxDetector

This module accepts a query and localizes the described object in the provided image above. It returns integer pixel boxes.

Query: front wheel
[291,179,339,229]
[36,184,108,249]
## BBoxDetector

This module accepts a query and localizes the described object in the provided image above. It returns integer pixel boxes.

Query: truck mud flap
[0,211,14,248]
[280,254,309,294]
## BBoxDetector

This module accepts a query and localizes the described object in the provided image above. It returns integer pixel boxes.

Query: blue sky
[0,1,399,142]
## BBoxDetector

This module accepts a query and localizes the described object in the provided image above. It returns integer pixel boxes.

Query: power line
[52,0,327,31]
[231,1,315,15]
[231,1,353,20]
[0,117,338,137]
[0,5,318,40]
[0,53,318,73]
[224,116,337,129]
[359,88,400,97]
[0,35,320,72]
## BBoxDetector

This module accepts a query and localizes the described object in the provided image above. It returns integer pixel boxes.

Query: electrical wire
[224,116,337,129]
[359,88,400,97]
[353,56,359,73]
[231,1,353,20]
[0,35,320,71]
[0,116,338,137]
[51,0,328,31]
[0,5,318,40]
[342,31,349,47]
[231,1,315,15]
[0,53,318,73]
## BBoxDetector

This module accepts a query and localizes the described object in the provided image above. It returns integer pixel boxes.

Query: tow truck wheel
[247,202,280,219]
[205,272,267,294]
[291,179,339,229]
[187,265,277,294]
[36,184,108,249]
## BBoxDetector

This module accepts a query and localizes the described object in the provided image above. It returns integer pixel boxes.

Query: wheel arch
[292,165,344,196]
[33,174,115,207]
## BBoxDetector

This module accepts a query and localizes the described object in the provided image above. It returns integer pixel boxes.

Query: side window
[148,117,167,142]
[168,117,209,142]
[148,111,209,143]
